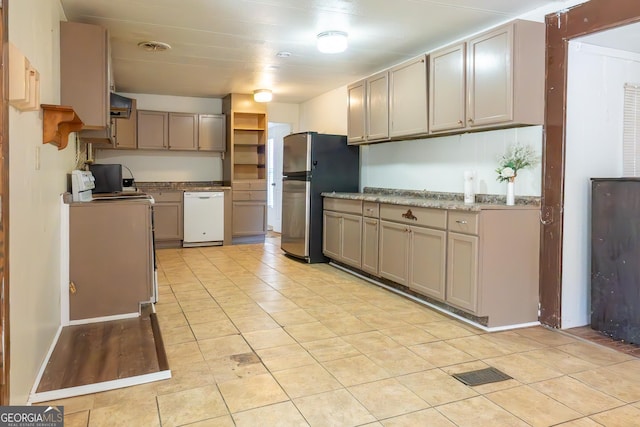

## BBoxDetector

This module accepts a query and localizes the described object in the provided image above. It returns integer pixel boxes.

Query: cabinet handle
[69,281,77,294]
[458,120,463,125]
[468,118,474,123]
[402,209,417,221]
[456,220,468,224]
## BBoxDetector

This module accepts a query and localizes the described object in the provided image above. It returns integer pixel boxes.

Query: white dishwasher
[183,191,224,247]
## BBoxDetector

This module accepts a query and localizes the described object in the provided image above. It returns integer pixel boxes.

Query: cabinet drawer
[448,211,479,235]
[363,202,379,218]
[380,204,446,229]
[147,191,183,203]
[323,198,363,215]
[233,190,266,201]
[233,180,267,191]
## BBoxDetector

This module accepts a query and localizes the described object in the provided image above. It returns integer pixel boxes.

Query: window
[623,83,640,176]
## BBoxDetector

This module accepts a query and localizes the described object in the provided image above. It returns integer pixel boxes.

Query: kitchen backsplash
[360,125,543,197]
[94,149,223,182]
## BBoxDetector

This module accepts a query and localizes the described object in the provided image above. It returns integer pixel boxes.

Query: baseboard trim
[27,325,64,405]
[329,262,540,333]
[68,312,139,326]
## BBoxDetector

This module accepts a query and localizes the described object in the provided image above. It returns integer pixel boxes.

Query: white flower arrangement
[496,144,539,183]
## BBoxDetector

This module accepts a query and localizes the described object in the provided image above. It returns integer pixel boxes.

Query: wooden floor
[37,307,168,393]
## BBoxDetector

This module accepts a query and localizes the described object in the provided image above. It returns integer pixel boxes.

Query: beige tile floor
[48,236,640,426]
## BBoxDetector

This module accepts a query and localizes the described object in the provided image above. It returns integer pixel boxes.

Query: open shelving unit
[222,94,269,242]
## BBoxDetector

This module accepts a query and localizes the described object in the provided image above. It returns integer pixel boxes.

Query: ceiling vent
[137,41,172,52]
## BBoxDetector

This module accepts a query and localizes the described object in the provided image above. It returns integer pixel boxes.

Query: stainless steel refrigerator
[281,132,359,263]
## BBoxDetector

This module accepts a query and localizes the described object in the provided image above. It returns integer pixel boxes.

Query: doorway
[267,123,290,234]
[540,0,640,328]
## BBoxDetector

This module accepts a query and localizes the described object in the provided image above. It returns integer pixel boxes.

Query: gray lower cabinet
[362,217,379,275]
[323,196,540,328]
[379,220,409,285]
[380,205,447,296]
[232,201,267,236]
[147,190,183,247]
[322,199,363,269]
[379,220,447,297]
[69,200,153,321]
[446,231,478,311]
[410,226,447,300]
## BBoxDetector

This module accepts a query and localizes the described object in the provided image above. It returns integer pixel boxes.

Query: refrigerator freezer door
[283,132,312,174]
[281,179,311,259]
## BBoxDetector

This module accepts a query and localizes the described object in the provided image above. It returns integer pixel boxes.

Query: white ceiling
[60,0,561,103]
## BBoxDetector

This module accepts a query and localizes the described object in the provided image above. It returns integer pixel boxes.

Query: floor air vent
[452,367,512,386]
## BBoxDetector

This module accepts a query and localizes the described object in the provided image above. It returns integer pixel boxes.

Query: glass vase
[506,181,515,206]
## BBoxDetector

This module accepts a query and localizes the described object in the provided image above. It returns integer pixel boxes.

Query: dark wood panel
[36,312,161,393]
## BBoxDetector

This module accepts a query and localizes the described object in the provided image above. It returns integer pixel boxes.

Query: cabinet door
[60,22,109,130]
[137,110,168,149]
[323,211,342,260]
[390,55,428,138]
[112,99,137,149]
[154,202,183,241]
[446,232,479,312]
[232,201,267,236]
[379,220,409,285]
[341,213,363,268]
[169,113,198,150]
[199,114,226,151]
[467,24,513,127]
[366,72,389,141]
[429,43,466,132]
[69,203,152,320]
[362,217,379,276]
[409,226,446,300]
[347,80,366,144]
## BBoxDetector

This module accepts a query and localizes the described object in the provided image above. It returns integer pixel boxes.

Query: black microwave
[89,164,123,193]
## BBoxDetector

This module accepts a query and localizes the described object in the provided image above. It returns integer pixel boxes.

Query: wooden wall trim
[541,0,640,327]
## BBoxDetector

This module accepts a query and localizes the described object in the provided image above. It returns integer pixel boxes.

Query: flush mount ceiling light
[137,41,172,52]
[317,31,348,54]
[253,89,273,103]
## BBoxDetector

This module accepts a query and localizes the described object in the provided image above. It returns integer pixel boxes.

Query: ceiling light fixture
[253,89,273,103]
[317,31,348,54]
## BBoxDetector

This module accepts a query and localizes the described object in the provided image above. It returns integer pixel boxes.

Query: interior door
[267,123,289,233]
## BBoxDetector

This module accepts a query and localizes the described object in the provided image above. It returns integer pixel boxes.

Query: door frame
[540,0,640,327]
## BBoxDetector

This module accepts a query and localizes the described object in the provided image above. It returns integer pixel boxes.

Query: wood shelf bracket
[41,104,84,150]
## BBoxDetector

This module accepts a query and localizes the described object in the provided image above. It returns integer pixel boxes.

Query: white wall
[268,102,300,134]
[95,93,223,182]
[361,127,542,196]
[562,42,639,328]
[299,86,347,135]
[9,0,73,404]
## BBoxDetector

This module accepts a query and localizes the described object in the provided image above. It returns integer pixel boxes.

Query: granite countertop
[322,187,541,212]
[135,181,232,191]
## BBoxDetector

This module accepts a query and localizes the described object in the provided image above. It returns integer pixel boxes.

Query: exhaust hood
[110,93,133,119]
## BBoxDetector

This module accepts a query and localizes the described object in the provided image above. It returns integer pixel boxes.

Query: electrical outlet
[35,146,40,170]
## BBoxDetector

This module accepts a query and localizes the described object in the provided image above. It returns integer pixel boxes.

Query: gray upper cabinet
[168,113,198,151]
[60,21,110,130]
[198,114,226,152]
[429,19,544,134]
[137,110,168,149]
[389,55,428,138]
[347,80,366,144]
[366,71,389,142]
[112,98,137,149]
[429,43,466,133]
